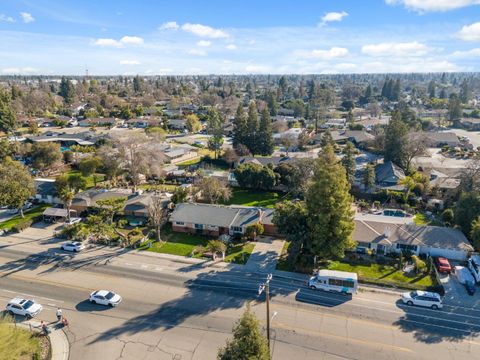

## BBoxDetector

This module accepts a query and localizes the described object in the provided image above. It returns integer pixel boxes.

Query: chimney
[384,226,390,238]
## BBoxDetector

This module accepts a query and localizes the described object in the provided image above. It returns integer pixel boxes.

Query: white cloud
[197,40,211,47]
[457,22,480,41]
[94,38,122,47]
[120,60,141,65]
[119,36,144,45]
[385,0,480,12]
[20,12,34,23]
[181,23,228,38]
[0,14,15,23]
[226,44,237,50]
[450,48,480,57]
[362,41,431,57]
[245,65,270,73]
[187,49,208,56]
[310,47,349,59]
[319,11,348,26]
[94,36,144,47]
[2,67,38,74]
[159,21,179,30]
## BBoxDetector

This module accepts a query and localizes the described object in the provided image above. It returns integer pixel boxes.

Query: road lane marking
[273,320,413,353]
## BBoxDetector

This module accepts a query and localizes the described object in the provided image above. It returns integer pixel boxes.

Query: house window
[396,243,418,252]
[175,222,185,226]
[194,224,204,230]
[231,226,242,233]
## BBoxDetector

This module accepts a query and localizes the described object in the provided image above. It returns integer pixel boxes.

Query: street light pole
[258,273,273,352]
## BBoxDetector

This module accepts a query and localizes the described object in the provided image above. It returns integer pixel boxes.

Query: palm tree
[59,188,75,222]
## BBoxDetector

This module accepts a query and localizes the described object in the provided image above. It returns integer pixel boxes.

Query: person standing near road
[56,308,62,322]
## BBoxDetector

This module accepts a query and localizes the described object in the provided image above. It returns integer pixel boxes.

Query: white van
[401,290,443,310]
[308,269,358,295]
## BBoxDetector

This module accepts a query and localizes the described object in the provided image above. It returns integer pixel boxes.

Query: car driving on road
[61,241,85,252]
[401,290,443,310]
[89,290,122,307]
[6,298,43,318]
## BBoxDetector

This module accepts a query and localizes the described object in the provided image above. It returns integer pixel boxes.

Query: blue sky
[1,0,480,75]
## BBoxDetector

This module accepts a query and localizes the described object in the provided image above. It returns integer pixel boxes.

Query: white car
[401,290,443,310]
[61,241,85,252]
[89,290,122,307]
[65,217,82,225]
[6,298,43,318]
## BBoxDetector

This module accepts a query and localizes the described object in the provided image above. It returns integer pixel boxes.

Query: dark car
[434,257,452,274]
[465,280,476,296]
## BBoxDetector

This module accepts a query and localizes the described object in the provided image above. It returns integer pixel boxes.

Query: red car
[434,257,452,274]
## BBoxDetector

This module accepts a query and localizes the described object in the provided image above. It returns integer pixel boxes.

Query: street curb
[18,320,70,360]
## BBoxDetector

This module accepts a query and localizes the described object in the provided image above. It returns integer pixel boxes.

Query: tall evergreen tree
[257,107,274,156]
[232,104,248,148]
[363,163,376,192]
[384,110,408,167]
[306,145,355,259]
[320,129,334,148]
[59,76,75,104]
[246,101,259,155]
[392,79,401,101]
[0,88,17,135]
[448,94,462,121]
[341,141,356,184]
[427,80,436,99]
[207,108,224,159]
[460,79,471,104]
[218,305,270,360]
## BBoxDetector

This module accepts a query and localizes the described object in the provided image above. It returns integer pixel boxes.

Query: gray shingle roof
[375,161,405,183]
[353,220,473,252]
[170,203,263,228]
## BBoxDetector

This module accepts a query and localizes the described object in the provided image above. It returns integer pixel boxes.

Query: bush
[11,219,33,233]
[412,255,427,275]
[245,223,264,240]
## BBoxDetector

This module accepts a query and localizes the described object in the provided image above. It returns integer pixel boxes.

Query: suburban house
[353,219,473,260]
[273,128,305,145]
[168,119,188,130]
[27,131,98,148]
[375,161,405,190]
[78,118,120,128]
[236,156,295,168]
[164,145,199,164]
[314,130,374,148]
[170,203,277,237]
[71,189,171,219]
[126,117,161,128]
[454,118,480,131]
[420,132,460,148]
[33,178,62,205]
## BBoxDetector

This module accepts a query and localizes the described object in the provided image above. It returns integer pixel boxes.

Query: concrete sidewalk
[19,319,70,360]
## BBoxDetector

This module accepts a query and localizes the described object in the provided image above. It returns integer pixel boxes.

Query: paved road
[0,238,480,359]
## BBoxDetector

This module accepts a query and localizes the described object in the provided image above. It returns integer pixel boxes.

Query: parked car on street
[61,241,85,252]
[89,290,122,307]
[401,290,443,310]
[6,298,43,318]
[434,257,452,274]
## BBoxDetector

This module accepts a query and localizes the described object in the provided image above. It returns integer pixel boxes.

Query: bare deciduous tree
[147,196,169,241]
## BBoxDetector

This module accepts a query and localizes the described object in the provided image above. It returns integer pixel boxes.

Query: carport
[42,208,76,223]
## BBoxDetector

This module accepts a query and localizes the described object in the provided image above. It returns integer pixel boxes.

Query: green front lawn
[0,204,50,231]
[276,241,293,271]
[0,318,42,359]
[224,242,255,264]
[63,170,105,189]
[327,260,434,289]
[224,189,281,208]
[414,213,444,227]
[176,157,202,166]
[138,183,179,192]
[139,224,209,257]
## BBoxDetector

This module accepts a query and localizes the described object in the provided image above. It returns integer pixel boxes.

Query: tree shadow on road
[88,265,349,346]
[393,300,480,344]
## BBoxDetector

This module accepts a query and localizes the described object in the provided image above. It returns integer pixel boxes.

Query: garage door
[422,247,467,261]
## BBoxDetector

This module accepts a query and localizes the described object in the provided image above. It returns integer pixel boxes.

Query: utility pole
[258,273,273,351]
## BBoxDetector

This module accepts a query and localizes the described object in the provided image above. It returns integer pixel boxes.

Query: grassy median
[0,318,42,360]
